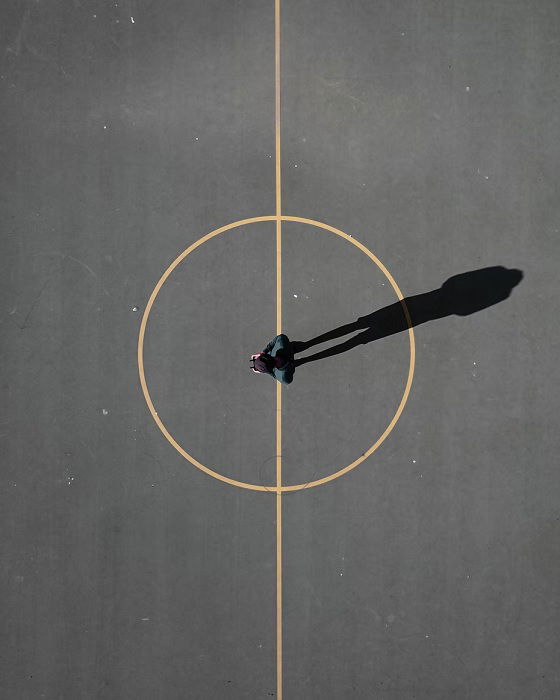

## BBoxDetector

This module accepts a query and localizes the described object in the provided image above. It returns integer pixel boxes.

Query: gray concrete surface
[2,1,560,698]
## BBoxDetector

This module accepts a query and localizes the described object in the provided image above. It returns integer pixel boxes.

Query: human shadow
[292,266,523,366]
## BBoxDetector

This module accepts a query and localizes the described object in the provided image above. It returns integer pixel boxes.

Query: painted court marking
[137,216,415,494]
[275,4,283,693]
[137,3,415,698]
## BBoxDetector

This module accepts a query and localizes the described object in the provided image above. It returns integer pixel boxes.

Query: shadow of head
[441,266,523,316]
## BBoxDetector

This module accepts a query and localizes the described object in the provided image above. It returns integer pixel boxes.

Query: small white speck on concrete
[340,573,343,576]
[102,408,109,415]
[485,175,489,180]
[141,617,150,621]
[132,306,139,312]
[151,483,156,488]
[465,85,470,92]
[420,474,423,478]
[294,164,298,168]
[401,32,406,36]
[103,125,107,129]
[473,361,477,365]
[93,14,97,18]
[115,19,120,24]
[131,16,134,23]
[412,459,416,464]
[195,136,199,141]
[293,294,298,298]
[425,634,430,638]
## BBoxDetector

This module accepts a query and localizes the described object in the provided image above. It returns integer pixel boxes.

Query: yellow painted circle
[137,216,415,493]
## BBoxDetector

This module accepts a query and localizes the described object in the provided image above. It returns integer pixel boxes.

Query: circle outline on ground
[137,216,416,493]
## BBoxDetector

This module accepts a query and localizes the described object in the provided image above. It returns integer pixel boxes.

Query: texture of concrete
[1,1,559,698]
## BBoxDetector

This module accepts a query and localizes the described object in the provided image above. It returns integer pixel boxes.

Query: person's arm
[273,361,295,385]
[275,335,294,360]
[262,336,279,355]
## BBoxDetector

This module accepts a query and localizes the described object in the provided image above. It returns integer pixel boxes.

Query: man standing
[250,334,295,384]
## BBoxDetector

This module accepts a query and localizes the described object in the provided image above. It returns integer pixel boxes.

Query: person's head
[250,353,275,374]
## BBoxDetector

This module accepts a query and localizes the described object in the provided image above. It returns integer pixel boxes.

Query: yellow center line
[275,0,282,332]
[276,400,282,699]
[275,2,283,699]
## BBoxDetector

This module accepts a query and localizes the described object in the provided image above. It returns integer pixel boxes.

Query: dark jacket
[262,334,295,384]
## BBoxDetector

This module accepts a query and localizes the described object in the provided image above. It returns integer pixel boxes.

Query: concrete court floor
[2,1,560,698]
